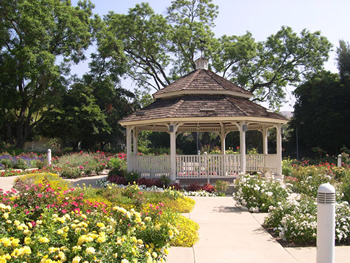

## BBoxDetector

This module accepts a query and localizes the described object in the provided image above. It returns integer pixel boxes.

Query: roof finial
[195,57,208,70]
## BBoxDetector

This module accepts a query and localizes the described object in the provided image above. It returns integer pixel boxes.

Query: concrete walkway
[167,197,349,263]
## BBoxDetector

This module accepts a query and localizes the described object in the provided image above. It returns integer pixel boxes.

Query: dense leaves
[0,0,94,148]
[290,71,350,156]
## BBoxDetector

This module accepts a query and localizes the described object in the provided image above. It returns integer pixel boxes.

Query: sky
[71,0,350,111]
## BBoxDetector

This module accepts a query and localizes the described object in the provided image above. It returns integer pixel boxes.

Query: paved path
[167,197,349,263]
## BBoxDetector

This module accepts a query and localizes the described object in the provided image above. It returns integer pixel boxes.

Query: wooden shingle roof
[120,64,288,128]
[153,69,253,99]
[121,95,287,123]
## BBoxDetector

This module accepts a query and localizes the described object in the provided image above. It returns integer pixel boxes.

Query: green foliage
[290,70,350,156]
[284,165,335,197]
[340,173,350,203]
[0,159,13,170]
[39,84,110,151]
[234,174,290,212]
[159,175,171,187]
[337,40,350,79]
[108,157,125,169]
[0,0,94,148]
[125,171,140,183]
[215,180,230,194]
[14,172,71,192]
[59,166,83,179]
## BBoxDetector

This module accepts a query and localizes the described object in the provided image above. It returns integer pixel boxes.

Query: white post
[220,131,226,155]
[239,123,246,174]
[126,127,132,172]
[169,124,177,181]
[47,149,51,165]
[337,154,342,167]
[276,124,283,178]
[317,183,335,263]
[133,129,138,156]
[262,127,268,155]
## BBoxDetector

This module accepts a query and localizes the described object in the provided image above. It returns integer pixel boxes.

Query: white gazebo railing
[129,154,280,180]
[129,155,171,177]
[176,154,240,178]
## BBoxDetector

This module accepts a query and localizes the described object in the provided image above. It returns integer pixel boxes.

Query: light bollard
[337,154,342,167]
[317,183,335,263]
[47,149,52,165]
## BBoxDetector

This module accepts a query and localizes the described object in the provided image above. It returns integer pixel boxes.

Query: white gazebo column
[262,127,269,155]
[133,129,138,156]
[126,126,133,172]
[220,130,226,155]
[275,124,283,177]
[169,123,179,181]
[239,122,247,174]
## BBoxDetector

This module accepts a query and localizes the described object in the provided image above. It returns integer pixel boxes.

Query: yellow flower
[39,237,50,244]
[72,256,82,263]
[11,238,20,247]
[154,225,161,231]
[96,222,105,228]
[97,236,106,243]
[72,246,82,252]
[164,248,169,255]
[24,237,31,245]
[3,213,9,219]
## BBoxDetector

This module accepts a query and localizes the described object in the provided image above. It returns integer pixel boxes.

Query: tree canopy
[0,0,94,148]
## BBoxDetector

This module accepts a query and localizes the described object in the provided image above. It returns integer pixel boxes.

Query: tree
[289,71,350,156]
[0,0,94,148]
[213,26,332,109]
[104,1,332,110]
[337,40,350,79]
[38,82,110,151]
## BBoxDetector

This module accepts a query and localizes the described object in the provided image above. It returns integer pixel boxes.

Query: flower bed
[233,160,350,246]
[0,173,200,262]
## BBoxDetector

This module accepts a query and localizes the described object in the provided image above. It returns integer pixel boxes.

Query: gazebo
[119,58,288,182]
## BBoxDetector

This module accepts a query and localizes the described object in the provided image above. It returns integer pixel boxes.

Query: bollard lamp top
[318,182,335,194]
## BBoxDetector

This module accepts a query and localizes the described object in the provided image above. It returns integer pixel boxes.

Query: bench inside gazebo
[119,58,288,182]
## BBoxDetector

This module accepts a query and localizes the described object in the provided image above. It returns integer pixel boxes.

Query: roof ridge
[182,70,200,91]
[166,97,185,118]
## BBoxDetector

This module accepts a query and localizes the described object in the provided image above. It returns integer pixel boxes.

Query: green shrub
[215,180,230,194]
[14,172,71,192]
[59,166,83,179]
[125,171,140,183]
[159,174,171,187]
[1,159,13,170]
[285,165,335,197]
[340,173,350,203]
[108,157,125,169]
